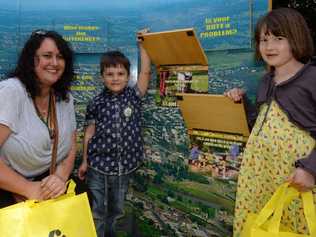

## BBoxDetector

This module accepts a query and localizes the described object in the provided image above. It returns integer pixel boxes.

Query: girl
[225,8,316,236]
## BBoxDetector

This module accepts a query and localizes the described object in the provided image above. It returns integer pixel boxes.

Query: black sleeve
[243,94,258,131]
[295,149,316,178]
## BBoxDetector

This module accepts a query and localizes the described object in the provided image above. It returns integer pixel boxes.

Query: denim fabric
[86,168,130,237]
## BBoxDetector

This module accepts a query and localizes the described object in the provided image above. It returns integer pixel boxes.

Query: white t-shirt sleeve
[0,80,23,133]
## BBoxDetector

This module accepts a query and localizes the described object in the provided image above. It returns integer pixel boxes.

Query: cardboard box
[140,28,208,107]
[177,93,249,179]
[141,28,249,180]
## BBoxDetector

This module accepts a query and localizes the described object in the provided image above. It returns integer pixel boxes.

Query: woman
[0,29,76,207]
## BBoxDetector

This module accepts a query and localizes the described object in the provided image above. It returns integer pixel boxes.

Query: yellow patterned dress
[234,101,316,237]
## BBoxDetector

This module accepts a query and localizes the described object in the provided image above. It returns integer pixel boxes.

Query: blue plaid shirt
[86,86,144,175]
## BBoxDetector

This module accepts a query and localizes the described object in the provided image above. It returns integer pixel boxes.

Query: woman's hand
[78,160,88,180]
[224,88,245,102]
[17,181,43,201]
[40,174,67,199]
[288,167,315,192]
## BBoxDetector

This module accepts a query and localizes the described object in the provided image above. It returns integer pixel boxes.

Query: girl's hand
[224,88,245,102]
[40,174,67,199]
[78,160,88,180]
[287,167,315,192]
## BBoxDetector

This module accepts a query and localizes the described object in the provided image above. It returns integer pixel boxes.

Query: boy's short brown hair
[100,50,131,75]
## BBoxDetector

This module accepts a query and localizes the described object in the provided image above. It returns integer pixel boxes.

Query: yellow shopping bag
[241,183,316,237]
[0,180,97,237]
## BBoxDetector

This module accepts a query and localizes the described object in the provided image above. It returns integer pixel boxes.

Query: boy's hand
[224,88,245,102]
[78,160,88,180]
[137,28,150,43]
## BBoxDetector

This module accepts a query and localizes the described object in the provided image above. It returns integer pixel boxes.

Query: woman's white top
[0,78,76,178]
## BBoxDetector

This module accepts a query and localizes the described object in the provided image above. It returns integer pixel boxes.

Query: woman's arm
[55,131,77,181]
[40,131,77,199]
[0,124,43,199]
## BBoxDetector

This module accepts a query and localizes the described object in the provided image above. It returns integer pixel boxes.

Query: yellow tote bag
[241,183,316,237]
[0,180,97,237]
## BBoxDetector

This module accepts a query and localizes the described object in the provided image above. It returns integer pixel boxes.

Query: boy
[78,31,151,237]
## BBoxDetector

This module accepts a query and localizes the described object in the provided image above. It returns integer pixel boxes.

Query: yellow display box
[140,28,209,107]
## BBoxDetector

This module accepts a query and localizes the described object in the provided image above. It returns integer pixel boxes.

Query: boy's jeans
[86,168,130,237]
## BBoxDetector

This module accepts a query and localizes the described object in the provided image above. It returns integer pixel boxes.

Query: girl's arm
[288,149,316,191]
[288,167,315,192]
[224,88,258,131]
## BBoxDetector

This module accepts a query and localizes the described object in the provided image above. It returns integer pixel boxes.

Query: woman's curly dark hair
[10,30,75,101]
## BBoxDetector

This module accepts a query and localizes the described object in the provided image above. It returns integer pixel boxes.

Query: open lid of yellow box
[139,28,208,67]
[176,93,250,137]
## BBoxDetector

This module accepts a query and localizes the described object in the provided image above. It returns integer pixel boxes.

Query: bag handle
[266,185,316,236]
[253,182,289,227]
[49,90,59,175]
[302,191,316,236]
[267,186,299,233]
[66,179,76,195]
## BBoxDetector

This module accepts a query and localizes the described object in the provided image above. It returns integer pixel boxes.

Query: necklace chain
[33,93,54,139]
